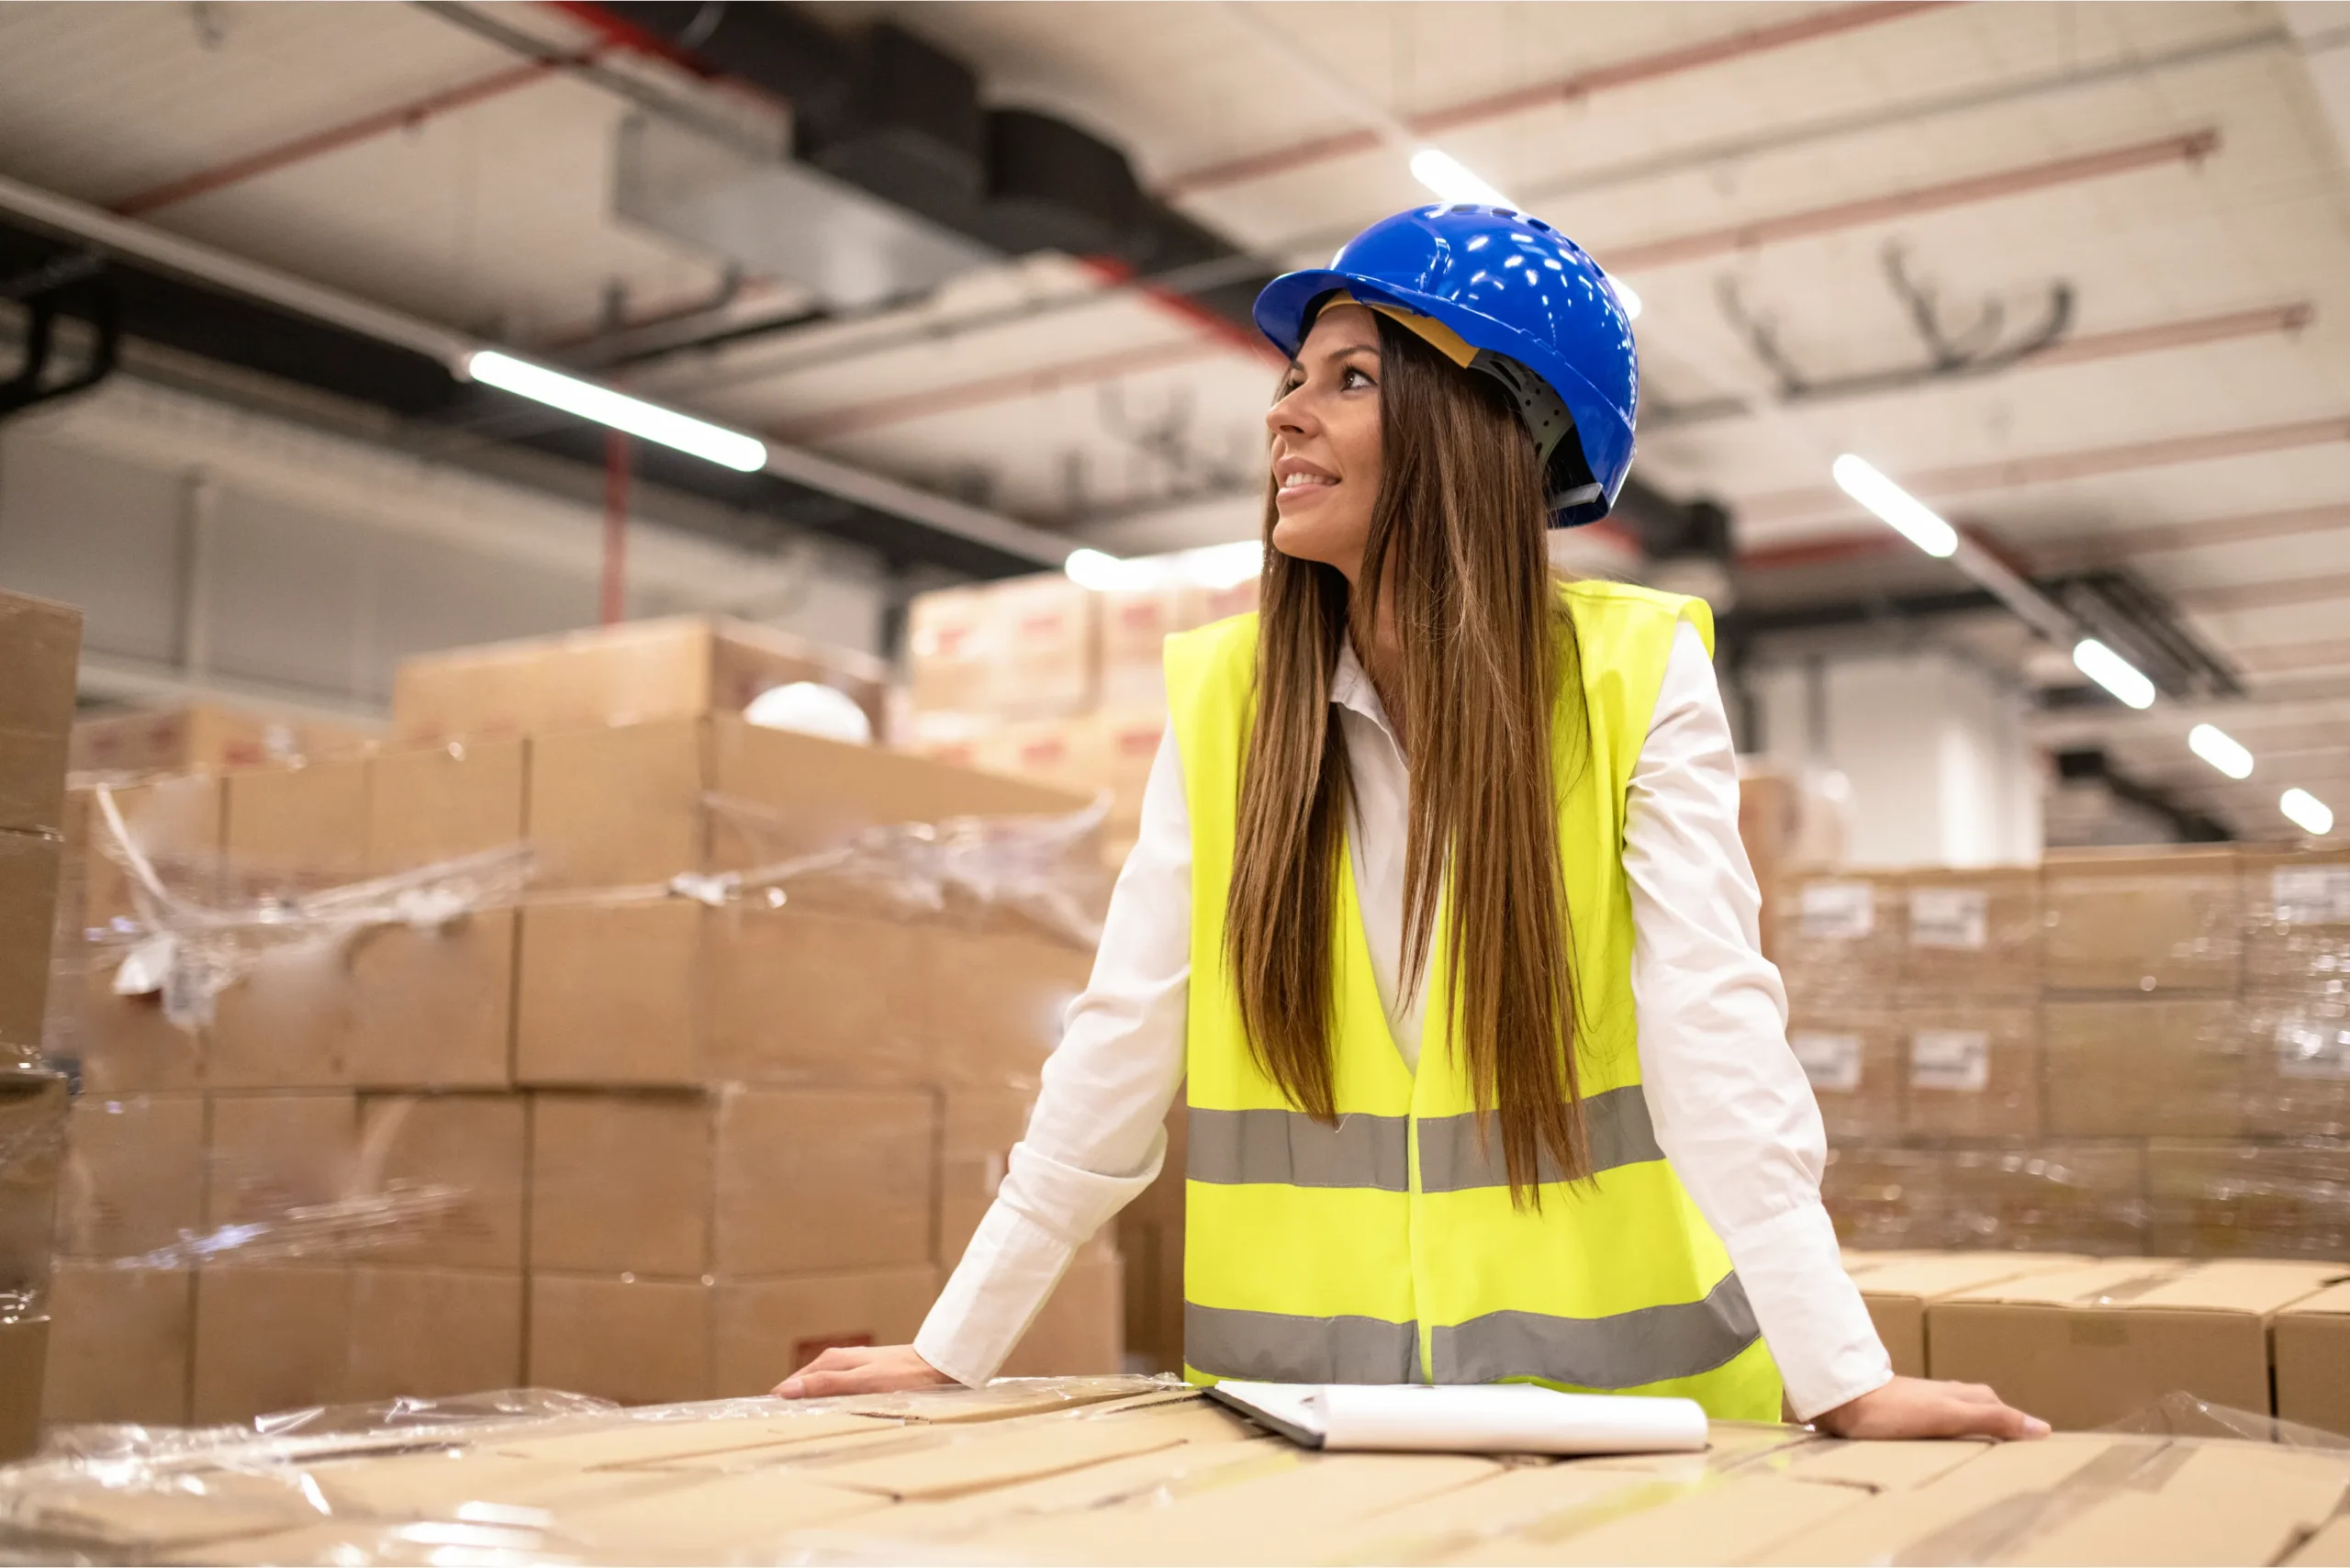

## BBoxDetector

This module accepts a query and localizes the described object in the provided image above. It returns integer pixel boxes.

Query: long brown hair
[1225,315,1592,1203]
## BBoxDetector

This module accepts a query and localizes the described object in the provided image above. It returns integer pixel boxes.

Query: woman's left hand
[1814,1375,2050,1440]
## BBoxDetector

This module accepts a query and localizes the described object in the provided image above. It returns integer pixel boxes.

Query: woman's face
[1265,303,1383,582]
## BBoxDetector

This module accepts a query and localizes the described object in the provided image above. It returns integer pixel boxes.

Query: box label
[1791,1032,1863,1093]
[2276,1014,2350,1081]
[1908,888,1988,950]
[1911,1029,1991,1092]
[1799,881,1875,941]
[2273,868,2350,926]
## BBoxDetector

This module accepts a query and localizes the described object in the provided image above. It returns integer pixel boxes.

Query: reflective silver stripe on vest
[1416,1083,1664,1193]
[1187,1109,1410,1191]
[1429,1271,1761,1388]
[1184,1303,1419,1383]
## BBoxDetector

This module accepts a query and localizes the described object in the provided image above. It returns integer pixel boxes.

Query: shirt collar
[1330,637,1400,743]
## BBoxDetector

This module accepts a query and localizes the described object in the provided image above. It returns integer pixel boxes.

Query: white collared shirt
[914,622,1893,1419]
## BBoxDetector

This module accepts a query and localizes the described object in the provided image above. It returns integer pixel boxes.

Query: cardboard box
[529,1089,936,1276]
[1941,1141,2149,1254]
[0,829,62,1056]
[515,901,701,1084]
[2042,846,2243,994]
[2274,1278,2350,1437]
[0,1068,66,1305]
[2147,1138,2350,1261]
[1838,1251,2089,1378]
[391,615,888,745]
[1783,1003,1903,1138]
[348,740,525,1088]
[525,714,1094,892]
[1822,1146,1947,1251]
[1894,867,2041,997]
[0,588,81,837]
[59,1091,206,1259]
[70,704,376,779]
[530,1092,714,1276]
[2241,992,2350,1138]
[192,1265,352,1423]
[711,1264,940,1395]
[940,1091,1033,1263]
[906,577,1097,721]
[1771,875,1903,998]
[2043,998,2247,1138]
[1000,1238,1123,1378]
[923,928,1091,1091]
[715,1088,937,1275]
[206,760,370,1089]
[0,1316,47,1462]
[40,1261,194,1426]
[1084,707,1169,839]
[343,1267,524,1404]
[203,1091,357,1239]
[528,1272,712,1406]
[355,1093,527,1270]
[702,907,934,1087]
[1898,1001,2040,1140]
[2243,846,2350,997]
[1928,1257,2346,1428]
[1098,585,1186,711]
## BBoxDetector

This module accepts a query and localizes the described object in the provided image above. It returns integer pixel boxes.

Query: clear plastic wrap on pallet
[1822,1141,2152,1255]
[2147,1138,2350,1260]
[0,1376,1176,1565]
[2042,845,2245,994]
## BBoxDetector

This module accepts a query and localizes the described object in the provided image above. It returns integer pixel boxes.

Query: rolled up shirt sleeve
[1621,622,1894,1421]
[913,722,1192,1386]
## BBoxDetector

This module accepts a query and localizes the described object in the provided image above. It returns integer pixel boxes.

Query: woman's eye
[1342,367,1375,389]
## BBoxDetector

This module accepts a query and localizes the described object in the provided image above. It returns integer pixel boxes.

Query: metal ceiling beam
[0,170,1078,571]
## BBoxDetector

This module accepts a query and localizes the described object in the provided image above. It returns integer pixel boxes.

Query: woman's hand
[772,1344,957,1400]
[1814,1375,2050,1440]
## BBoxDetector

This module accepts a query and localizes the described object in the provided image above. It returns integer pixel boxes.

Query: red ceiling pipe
[1160,2,1954,200]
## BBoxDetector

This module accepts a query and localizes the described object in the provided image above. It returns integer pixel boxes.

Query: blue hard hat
[1254,205,1638,528]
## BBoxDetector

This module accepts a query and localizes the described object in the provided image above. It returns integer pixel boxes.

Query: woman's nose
[1266,386,1314,438]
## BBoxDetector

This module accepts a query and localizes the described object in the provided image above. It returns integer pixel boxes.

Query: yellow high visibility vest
[1163,579,1782,1417]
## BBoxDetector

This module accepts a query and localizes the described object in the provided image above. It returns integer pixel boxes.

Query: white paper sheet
[1211,1382,1709,1455]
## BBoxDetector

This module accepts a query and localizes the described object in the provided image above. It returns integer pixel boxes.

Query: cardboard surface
[526,718,707,890]
[0,1068,66,1299]
[940,1089,1032,1261]
[0,589,81,835]
[2043,845,2244,993]
[40,1261,195,1425]
[515,901,701,1084]
[354,1092,527,1269]
[59,1091,205,1258]
[1001,1238,1124,1378]
[2147,1138,2350,1260]
[343,1266,524,1404]
[1896,866,2043,997]
[0,829,61,1054]
[530,1091,715,1274]
[714,1087,937,1274]
[711,1266,942,1396]
[1848,1251,2089,1379]
[2273,1278,2350,1437]
[2240,992,2350,1138]
[347,914,515,1088]
[2043,998,2248,1138]
[1898,1000,2042,1139]
[0,1314,47,1463]
[70,703,376,778]
[203,1090,357,1234]
[703,908,932,1086]
[527,1272,712,1406]
[1928,1258,2345,1429]
[191,1265,352,1424]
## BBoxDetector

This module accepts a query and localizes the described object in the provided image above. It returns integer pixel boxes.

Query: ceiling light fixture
[1063,547,1159,593]
[463,350,768,472]
[1830,454,1960,558]
[2071,638,2158,711]
[2187,723,2255,780]
[1408,149,1513,207]
[2282,789,2335,837]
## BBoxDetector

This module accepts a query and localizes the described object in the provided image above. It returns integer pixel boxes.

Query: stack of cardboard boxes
[42,618,1121,1429]
[0,589,81,1461]
[898,558,1259,868]
[1785,846,2350,1259]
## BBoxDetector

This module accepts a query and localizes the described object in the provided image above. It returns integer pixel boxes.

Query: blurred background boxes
[1899,1001,2039,1140]
[2042,846,2243,995]
[70,704,378,779]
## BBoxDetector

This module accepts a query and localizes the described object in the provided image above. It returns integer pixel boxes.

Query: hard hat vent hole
[1526,218,1552,232]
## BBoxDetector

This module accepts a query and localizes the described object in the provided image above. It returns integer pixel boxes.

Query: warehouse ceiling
[0,1,2346,840]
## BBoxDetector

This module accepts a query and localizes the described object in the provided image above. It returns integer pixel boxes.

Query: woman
[781,206,2044,1440]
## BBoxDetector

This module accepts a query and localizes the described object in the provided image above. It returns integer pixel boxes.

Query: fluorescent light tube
[1064,547,1160,592]
[1830,455,1959,558]
[2188,723,2255,780]
[1410,149,1513,207]
[2282,788,2334,836]
[464,350,768,472]
[2072,638,2157,711]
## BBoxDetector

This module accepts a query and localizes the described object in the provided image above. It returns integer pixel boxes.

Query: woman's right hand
[772,1343,957,1399]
